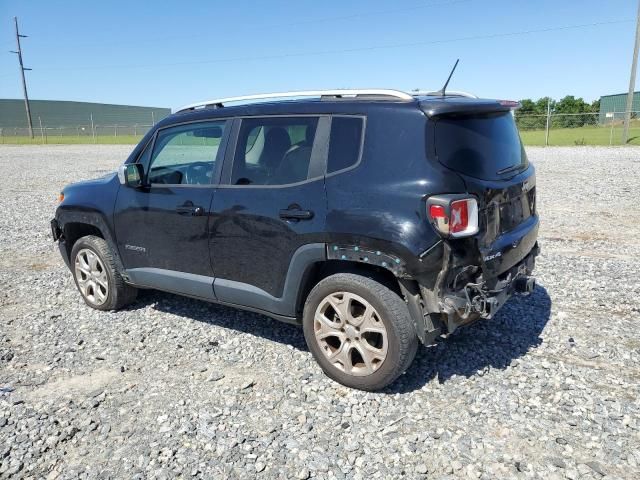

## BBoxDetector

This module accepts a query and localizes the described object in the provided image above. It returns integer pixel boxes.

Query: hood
[65,171,118,191]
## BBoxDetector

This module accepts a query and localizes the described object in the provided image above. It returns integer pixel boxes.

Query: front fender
[54,173,125,274]
[55,208,127,276]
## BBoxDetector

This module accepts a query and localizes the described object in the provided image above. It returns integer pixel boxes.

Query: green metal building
[0,99,170,129]
[599,92,640,123]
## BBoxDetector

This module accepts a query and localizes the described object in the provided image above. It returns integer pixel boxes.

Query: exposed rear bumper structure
[440,245,538,332]
[407,236,540,344]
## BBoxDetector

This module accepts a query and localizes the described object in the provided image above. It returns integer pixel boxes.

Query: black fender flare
[55,209,126,276]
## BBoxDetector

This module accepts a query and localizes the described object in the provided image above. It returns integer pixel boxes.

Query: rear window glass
[327,117,364,173]
[434,112,527,180]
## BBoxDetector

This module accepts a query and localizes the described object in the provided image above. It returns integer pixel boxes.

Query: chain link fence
[515,111,640,146]
[0,120,155,144]
[2,111,640,146]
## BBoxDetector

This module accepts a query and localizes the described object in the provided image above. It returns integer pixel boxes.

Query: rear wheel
[302,273,418,391]
[71,235,137,311]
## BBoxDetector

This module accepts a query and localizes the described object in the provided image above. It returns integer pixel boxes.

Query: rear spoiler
[419,98,520,118]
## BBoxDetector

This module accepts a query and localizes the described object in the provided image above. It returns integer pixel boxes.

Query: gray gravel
[1,145,639,479]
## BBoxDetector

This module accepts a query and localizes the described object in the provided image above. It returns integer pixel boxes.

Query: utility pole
[623,0,640,144]
[544,97,552,147]
[10,17,34,138]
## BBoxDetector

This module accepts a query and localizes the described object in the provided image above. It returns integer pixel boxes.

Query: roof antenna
[436,59,459,97]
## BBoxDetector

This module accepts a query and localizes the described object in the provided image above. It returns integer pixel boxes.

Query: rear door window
[231,117,319,186]
[434,112,527,180]
[327,116,364,174]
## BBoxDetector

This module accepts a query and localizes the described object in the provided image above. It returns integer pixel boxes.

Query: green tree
[518,96,599,130]
[519,99,536,114]
[554,96,593,128]
[516,97,552,130]
[535,97,554,114]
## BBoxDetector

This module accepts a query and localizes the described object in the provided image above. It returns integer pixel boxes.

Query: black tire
[70,235,137,311]
[302,273,418,391]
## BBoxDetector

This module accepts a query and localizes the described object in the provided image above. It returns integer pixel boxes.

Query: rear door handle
[279,208,314,220]
[176,203,205,216]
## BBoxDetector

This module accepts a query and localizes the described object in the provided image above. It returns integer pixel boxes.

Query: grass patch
[519,124,640,146]
[0,135,144,145]
[4,125,640,147]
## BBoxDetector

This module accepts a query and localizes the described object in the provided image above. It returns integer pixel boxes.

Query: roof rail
[176,89,414,113]
[412,90,478,99]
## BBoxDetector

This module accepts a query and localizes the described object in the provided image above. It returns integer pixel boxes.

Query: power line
[623,0,640,144]
[20,18,632,75]
[9,17,34,138]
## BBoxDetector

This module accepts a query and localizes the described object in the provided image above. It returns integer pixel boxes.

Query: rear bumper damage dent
[410,244,538,341]
[440,247,538,330]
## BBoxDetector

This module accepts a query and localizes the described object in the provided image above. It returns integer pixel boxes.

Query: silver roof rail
[412,90,478,99]
[176,89,414,112]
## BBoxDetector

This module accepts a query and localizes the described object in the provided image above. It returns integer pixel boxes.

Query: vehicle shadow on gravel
[131,290,309,350]
[131,286,551,394]
[387,285,552,394]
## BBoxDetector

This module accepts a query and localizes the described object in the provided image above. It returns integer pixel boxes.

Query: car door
[209,115,330,315]
[114,119,230,299]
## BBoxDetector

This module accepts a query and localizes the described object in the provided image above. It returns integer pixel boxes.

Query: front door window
[148,121,226,185]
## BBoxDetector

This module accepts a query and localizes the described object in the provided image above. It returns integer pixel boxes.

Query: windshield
[434,112,527,180]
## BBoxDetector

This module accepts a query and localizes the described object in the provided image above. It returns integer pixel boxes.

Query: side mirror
[118,163,144,188]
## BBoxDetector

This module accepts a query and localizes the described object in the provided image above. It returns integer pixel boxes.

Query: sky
[0,0,638,110]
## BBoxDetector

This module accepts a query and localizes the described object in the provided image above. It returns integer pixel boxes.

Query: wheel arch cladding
[56,210,126,275]
[296,258,404,316]
[64,222,103,246]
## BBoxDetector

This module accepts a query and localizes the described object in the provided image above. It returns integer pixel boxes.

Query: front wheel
[70,235,137,311]
[302,273,418,391]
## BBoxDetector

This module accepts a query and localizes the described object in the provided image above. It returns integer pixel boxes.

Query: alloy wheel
[313,291,388,376]
[74,248,109,306]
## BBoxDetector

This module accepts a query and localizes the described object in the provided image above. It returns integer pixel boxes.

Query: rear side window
[327,116,364,174]
[434,112,527,180]
[232,117,319,186]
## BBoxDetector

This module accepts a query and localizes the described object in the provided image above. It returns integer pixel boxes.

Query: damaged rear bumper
[440,244,539,332]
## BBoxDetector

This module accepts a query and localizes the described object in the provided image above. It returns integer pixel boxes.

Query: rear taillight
[426,195,479,238]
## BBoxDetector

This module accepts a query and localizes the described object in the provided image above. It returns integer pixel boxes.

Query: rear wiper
[497,164,522,175]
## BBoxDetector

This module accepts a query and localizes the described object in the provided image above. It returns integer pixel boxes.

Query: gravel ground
[0,145,639,480]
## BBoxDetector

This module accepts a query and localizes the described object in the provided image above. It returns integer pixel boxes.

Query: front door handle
[176,203,205,216]
[279,208,314,220]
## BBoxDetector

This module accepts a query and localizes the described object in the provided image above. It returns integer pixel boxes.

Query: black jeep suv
[52,89,538,391]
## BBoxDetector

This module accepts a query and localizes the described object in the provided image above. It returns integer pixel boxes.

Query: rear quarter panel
[324,107,466,277]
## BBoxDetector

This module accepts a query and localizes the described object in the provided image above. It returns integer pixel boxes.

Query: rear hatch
[424,100,538,278]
